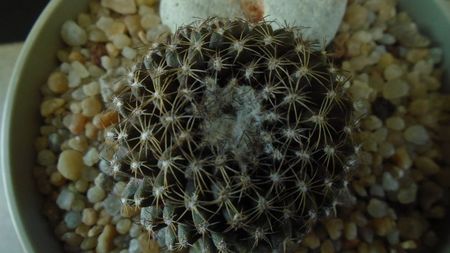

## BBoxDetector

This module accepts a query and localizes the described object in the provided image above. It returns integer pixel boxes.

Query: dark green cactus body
[105,18,358,253]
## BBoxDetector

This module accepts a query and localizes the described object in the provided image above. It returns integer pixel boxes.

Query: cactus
[104,17,358,253]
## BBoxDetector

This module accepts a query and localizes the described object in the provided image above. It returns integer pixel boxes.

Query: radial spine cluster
[104,17,358,253]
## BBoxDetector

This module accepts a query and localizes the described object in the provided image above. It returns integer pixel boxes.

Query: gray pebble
[56,188,75,211]
[103,193,122,216]
[382,172,399,191]
[128,238,140,253]
[87,186,106,203]
[64,211,82,229]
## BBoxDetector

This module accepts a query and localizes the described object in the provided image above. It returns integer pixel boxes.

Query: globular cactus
[104,17,358,253]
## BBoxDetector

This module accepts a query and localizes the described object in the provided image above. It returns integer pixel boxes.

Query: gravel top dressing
[34,0,450,252]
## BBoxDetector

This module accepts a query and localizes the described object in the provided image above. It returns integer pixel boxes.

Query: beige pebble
[393,147,412,170]
[81,96,102,117]
[372,217,395,236]
[77,13,92,28]
[68,51,85,63]
[68,136,89,152]
[344,222,357,240]
[69,113,88,134]
[88,225,103,237]
[384,64,403,80]
[345,4,368,29]
[320,240,334,253]
[140,14,160,30]
[383,79,409,99]
[85,122,99,140]
[47,72,69,94]
[96,224,116,253]
[111,34,131,49]
[325,218,344,240]
[302,232,320,249]
[101,0,137,14]
[124,15,143,35]
[397,183,418,204]
[385,116,405,131]
[57,150,85,180]
[138,234,160,253]
[41,98,65,117]
[105,43,120,57]
[414,156,440,175]
[362,115,382,131]
[404,125,429,145]
[116,219,132,235]
[82,208,98,226]
[50,171,66,186]
[136,0,158,6]
[83,81,100,96]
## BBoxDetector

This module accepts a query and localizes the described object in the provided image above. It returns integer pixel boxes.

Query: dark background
[0,0,50,43]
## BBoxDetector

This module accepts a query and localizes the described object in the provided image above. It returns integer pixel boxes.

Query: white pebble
[96,16,114,32]
[71,61,90,79]
[100,56,119,70]
[83,81,101,96]
[111,34,131,49]
[122,47,137,60]
[404,125,429,145]
[61,20,87,46]
[57,150,85,181]
[68,70,81,88]
[382,172,399,191]
[116,219,132,235]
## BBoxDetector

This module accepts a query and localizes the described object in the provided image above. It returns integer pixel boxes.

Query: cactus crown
[105,17,357,253]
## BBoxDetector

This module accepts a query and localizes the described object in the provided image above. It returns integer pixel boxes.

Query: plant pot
[1,0,449,252]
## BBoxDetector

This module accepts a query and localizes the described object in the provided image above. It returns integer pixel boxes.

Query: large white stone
[263,0,347,44]
[160,0,245,30]
[159,0,347,44]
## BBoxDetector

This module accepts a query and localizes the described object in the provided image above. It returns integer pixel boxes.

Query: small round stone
[404,125,429,145]
[61,20,87,46]
[41,98,65,117]
[87,186,106,203]
[64,211,82,229]
[82,208,98,226]
[57,150,85,180]
[81,96,103,117]
[382,79,409,99]
[56,188,75,210]
[37,149,57,166]
[382,172,399,191]
[47,71,69,94]
[385,116,405,131]
[325,218,344,240]
[111,34,131,49]
[397,183,418,204]
[367,198,388,218]
[116,219,132,235]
